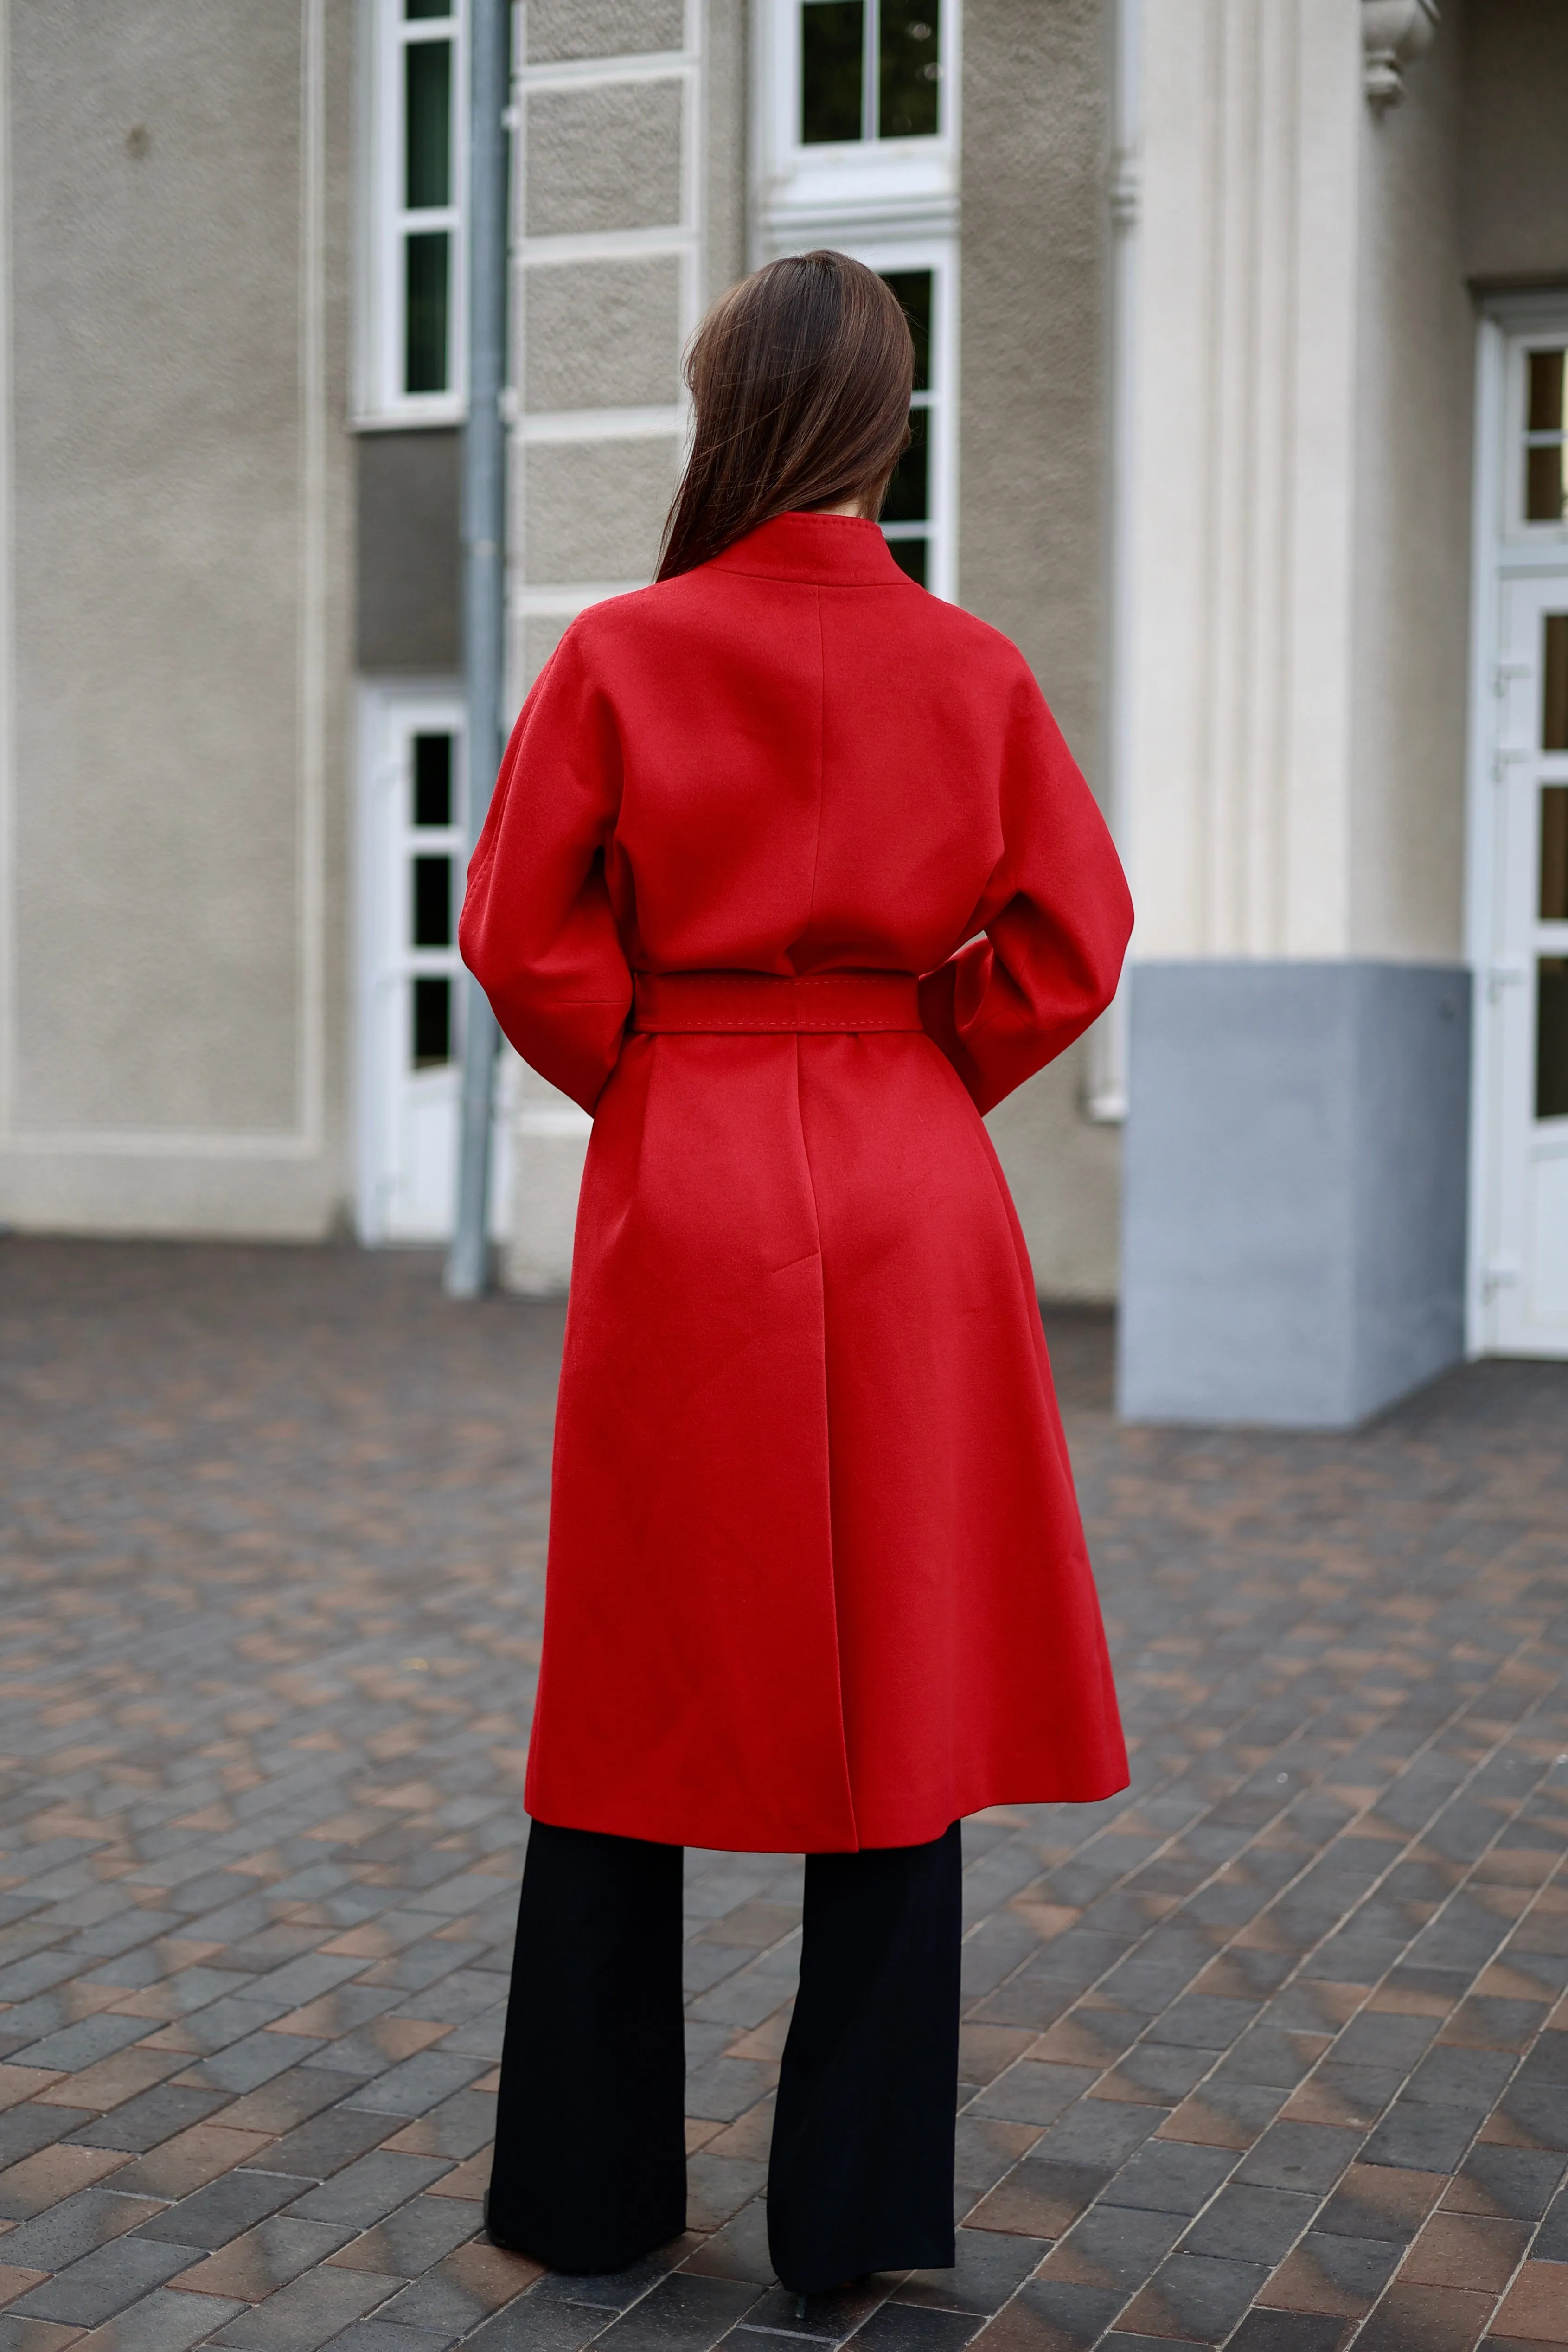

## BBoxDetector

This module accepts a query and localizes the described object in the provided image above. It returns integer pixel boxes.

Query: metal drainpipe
[445,0,511,1300]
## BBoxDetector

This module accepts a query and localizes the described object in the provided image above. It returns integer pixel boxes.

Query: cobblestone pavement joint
[0,1239,1565,2352]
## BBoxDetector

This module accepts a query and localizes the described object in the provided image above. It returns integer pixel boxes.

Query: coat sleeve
[918,662,1133,1119]
[458,625,632,1115]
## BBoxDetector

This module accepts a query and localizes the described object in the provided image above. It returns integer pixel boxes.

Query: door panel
[1486,572,1568,1353]
[357,691,511,1245]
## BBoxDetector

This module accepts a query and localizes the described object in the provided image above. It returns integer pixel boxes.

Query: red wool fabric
[461,513,1134,1852]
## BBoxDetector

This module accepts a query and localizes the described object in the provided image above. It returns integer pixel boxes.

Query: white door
[357,689,511,1245]
[1475,327,1568,1355]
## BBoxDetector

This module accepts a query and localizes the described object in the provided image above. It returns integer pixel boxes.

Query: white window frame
[358,0,467,427]
[753,0,961,249]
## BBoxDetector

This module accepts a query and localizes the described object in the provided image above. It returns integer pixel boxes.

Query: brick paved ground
[0,1238,1565,2352]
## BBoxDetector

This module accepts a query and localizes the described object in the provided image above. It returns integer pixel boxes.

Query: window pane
[406,0,451,16]
[404,231,449,393]
[1542,788,1568,923]
[887,537,927,586]
[412,975,452,1068]
[881,269,932,392]
[1527,349,1566,433]
[1545,614,1568,751]
[880,406,928,524]
[802,2,864,143]
[1525,351,1566,524]
[405,38,451,208]
[879,2,940,139]
[1537,958,1568,1120]
[413,732,453,827]
[1527,446,1568,525]
[413,855,452,948]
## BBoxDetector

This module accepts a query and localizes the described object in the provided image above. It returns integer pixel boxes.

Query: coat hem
[524,1764,1132,1855]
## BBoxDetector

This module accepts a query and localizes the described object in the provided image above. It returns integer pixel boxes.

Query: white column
[1125,0,1361,962]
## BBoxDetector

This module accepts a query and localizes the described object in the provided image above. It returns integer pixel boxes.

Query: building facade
[1,1,1565,1423]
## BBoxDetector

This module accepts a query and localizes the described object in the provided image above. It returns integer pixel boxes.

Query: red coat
[461,513,1133,1852]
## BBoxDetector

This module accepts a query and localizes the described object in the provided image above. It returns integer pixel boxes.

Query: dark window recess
[882,269,931,391]
[1525,349,1567,524]
[1537,958,1568,1120]
[802,2,864,142]
[405,0,450,16]
[880,4,940,138]
[405,231,449,394]
[1543,787,1568,923]
[405,38,451,207]
[413,975,453,1068]
[413,855,453,948]
[413,732,454,827]
[881,405,928,524]
[1544,614,1568,752]
[887,538,927,587]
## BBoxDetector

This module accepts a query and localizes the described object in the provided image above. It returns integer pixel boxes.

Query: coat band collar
[704,513,912,586]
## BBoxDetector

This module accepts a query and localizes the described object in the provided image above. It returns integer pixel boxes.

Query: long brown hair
[656,251,914,582]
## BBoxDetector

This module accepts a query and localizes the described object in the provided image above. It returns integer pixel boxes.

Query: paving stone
[0,1250,1564,2350]
[8,2239,205,2326]
[206,2265,406,2349]
[323,2195,479,2278]
[248,2108,399,2182]
[287,2151,454,2229]
[0,2186,168,2273]
[1036,2203,1186,2291]
[1182,2183,1318,2265]
[70,2285,248,2351]
[978,2278,1127,2349]
[1100,2138,1238,2216]
[69,2086,232,2154]
[134,2167,313,2249]
[161,2214,356,2300]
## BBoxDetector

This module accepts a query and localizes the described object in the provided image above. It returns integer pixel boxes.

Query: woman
[461,251,1132,2299]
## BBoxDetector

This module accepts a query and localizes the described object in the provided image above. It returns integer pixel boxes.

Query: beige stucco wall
[1461,0,1568,282]
[960,0,1120,1301]
[1,0,354,1236]
[1350,3,1475,961]
[525,259,685,410]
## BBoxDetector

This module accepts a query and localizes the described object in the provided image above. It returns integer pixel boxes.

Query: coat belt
[630,970,923,1033]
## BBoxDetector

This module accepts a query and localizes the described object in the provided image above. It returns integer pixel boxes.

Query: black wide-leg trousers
[486,1817,962,2294]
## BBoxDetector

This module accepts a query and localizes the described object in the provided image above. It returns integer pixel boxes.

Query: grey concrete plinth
[1118,961,1472,1429]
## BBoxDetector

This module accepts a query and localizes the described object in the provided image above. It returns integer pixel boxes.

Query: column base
[1118,961,1471,1428]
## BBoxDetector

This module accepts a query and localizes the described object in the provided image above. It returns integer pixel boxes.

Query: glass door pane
[1524,350,1568,524]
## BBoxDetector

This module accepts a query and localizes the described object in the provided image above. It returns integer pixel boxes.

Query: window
[1524,349,1567,526]
[364,0,465,422]
[800,2,941,145]
[755,6,958,596]
[879,269,933,584]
